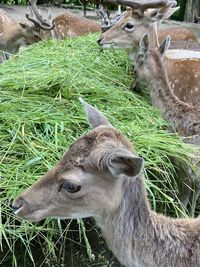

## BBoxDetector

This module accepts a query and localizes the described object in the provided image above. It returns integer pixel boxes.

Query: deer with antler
[0,8,43,62]
[98,0,200,107]
[99,0,198,48]
[12,98,200,267]
[26,0,101,39]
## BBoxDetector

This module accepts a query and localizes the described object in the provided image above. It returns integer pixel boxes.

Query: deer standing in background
[12,98,200,267]
[0,8,42,62]
[26,0,101,39]
[135,34,200,214]
[98,0,200,107]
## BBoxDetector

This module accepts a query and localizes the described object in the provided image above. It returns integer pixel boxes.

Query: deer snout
[97,36,103,45]
[12,197,30,216]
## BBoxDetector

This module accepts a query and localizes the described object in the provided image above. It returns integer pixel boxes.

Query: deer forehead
[31,127,132,188]
[58,127,132,169]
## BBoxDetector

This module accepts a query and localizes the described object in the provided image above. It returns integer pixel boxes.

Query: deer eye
[59,180,81,193]
[124,22,134,31]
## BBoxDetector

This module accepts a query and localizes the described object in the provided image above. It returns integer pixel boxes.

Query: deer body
[12,99,200,267]
[163,50,200,106]
[52,12,101,39]
[158,27,198,43]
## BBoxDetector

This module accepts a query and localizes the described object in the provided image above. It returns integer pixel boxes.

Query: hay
[0,34,198,266]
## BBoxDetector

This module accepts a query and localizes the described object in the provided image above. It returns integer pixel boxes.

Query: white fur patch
[165,49,200,59]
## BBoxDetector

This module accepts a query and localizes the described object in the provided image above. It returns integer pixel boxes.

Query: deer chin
[15,207,92,222]
[101,42,133,50]
[101,43,115,49]
[14,208,51,222]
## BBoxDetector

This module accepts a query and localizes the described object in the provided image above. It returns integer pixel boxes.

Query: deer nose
[97,37,103,45]
[12,198,24,213]
[12,204,22,213]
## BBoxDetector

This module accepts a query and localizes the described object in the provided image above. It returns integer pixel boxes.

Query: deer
[134,33,200,215]
[98,0,198,50]
[0,8,43,62]
[97,0,200,107]
[26,0,101,39]
[12,98,200,267]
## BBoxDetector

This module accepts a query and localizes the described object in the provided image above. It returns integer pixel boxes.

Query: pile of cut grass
[0,34,199,266]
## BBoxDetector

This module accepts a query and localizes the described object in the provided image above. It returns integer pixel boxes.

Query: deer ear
[47,9,53,20]
[107,148,143,178]
[162,6,180,19]
[139,34,149,55]
[79,98,112,129]
[19,21,32,29]
[158,35,171,56]
[150,1,179,22]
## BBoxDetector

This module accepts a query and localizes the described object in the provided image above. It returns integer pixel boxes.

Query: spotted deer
[0,8,42,62]
[26,0,101,39]
[98,0,200,106]
[135,34,200,214]
[12,98,200,267]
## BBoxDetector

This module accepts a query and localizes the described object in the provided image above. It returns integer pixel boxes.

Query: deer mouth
[100,41,133,50]
[15,207,51,222]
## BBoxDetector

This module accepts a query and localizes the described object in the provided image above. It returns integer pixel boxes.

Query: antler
[26,0,55,30]
[97,4,110,29]
[97,4,122,32]
[107,0,175,16]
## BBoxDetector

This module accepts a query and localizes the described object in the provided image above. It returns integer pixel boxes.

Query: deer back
[54,12,101,38]
[164,50,200,106]
[158,27,198,43]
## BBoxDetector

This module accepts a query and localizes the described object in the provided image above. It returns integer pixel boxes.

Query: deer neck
[5,24,24,53]
[148,53,187,116]
[95,173,198,267]
[147,53,200,138]
[95,175,151,267]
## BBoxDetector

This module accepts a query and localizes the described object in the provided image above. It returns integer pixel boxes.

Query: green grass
[0,34,199,266]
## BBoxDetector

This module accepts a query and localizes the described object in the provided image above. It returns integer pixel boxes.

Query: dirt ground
[0,4,200,39]
[0,4,101,22]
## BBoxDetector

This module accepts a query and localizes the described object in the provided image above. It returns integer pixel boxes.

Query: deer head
[12,99,143,222]
[98,0,177,49]
[134,33,171,84]
[19,20,42,44]
[25,0,55,40]
[0,8,42,56]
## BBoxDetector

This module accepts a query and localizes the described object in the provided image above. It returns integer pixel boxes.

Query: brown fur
[12,102,200,267]
[53,12,101,39]
[37,11,101,40]
[158,27,198,43]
